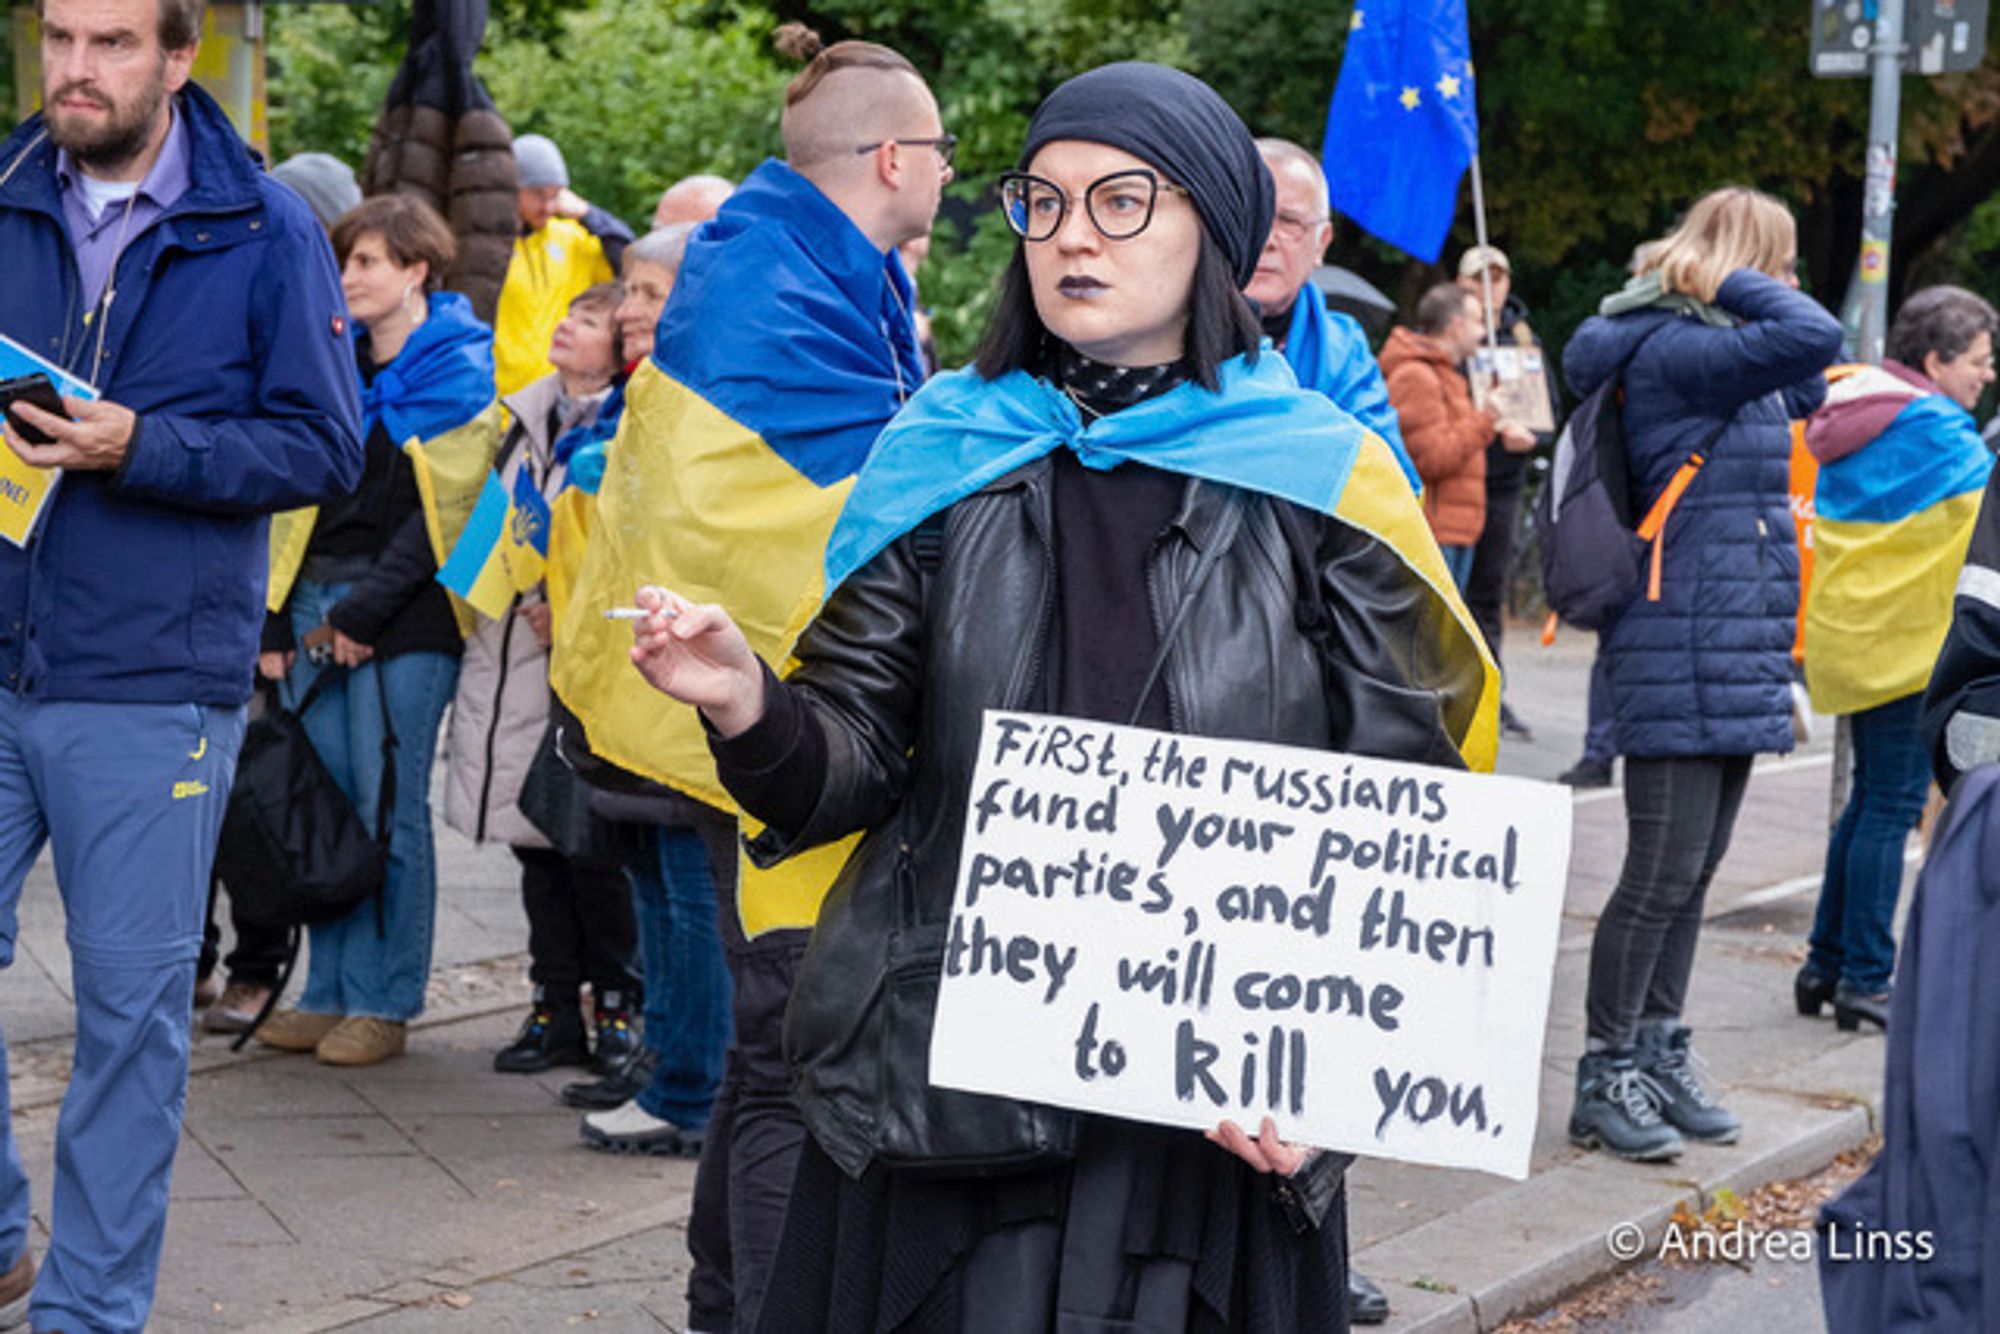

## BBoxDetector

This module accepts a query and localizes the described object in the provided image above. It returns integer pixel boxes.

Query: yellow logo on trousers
[172,780,209,800]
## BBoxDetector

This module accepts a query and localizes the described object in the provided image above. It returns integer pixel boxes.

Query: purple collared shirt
[55,102,192,308]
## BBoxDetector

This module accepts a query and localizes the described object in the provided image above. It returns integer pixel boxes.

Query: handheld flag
[1322,0,1479,262]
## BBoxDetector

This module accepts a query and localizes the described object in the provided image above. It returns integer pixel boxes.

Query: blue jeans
[1440,542,1476,590]
[0,695,244,1334]
[1809,693,1931,992]
[630,824,733,1129]
[284,579,459,1022]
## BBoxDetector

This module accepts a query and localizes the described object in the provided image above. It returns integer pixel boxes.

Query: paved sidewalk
[0,627,1883,1331]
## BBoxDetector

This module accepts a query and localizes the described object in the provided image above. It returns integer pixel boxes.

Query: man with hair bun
[547,23,943,1332]
[0,0,363,1326]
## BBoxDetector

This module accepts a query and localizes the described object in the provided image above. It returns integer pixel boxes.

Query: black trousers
[674,810,811,1334]
[518,846,641,1007]
[1584,755,1753,1048]
[1464,451,1527,658]
[199,875,291,989]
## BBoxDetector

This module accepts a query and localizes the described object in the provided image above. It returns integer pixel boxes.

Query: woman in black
[627,65,1494,1333]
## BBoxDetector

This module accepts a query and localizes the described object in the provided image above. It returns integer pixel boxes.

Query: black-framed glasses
[855,134,958,169]
[998,169,1190,242]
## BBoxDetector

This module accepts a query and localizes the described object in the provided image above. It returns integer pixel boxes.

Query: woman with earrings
[256,194,496,1068]
[622,62,1496,1333]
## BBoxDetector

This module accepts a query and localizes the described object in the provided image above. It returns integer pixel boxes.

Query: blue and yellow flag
[436,462,551,620]
[1322,0,1479,262]
[1805,376,1993,716]
[549,157,919,846]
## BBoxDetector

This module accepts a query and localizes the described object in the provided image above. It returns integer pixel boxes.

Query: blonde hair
[1642,186,1797,303]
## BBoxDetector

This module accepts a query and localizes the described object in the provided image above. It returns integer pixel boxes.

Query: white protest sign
[928,710,1572,1180]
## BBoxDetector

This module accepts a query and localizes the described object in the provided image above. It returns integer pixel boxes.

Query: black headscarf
[1019,63,1275,289]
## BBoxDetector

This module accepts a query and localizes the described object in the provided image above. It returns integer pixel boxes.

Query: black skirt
[753,1116,1350,1334]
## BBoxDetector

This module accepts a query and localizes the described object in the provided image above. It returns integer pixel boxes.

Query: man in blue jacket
[0,0,363,1327]
[1248,137,1419,496]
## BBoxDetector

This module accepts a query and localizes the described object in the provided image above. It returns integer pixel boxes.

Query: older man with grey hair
[654,173,735,230]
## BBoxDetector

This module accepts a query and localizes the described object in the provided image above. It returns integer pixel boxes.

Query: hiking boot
[1559,757,1614,788]
[316,1017,407,1067]
[0,1249,33,1330]
[580,1100,704,1157]
[1834,985,1891,1033]
[254,1008,342,1052]
[590,1007,640,1076]
[1635,1024,1740,1144]
[1569,1049,1683,1161]
[203,981,275,1035]
[493,1007,588,1074]
[562,1046,656,1111]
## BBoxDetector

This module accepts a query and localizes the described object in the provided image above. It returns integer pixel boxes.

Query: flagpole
[1467,152,1497,349]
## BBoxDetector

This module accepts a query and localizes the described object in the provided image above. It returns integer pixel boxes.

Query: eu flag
[1321,0,1479,262]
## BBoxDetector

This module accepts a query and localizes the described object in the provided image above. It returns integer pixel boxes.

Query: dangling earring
[403,282,424,323]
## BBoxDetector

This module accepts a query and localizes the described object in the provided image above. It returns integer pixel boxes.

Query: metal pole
[1856,0,1905,365]
[1467,153,1498,347]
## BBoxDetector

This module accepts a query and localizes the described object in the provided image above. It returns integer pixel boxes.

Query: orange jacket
[1380,326,1496,546]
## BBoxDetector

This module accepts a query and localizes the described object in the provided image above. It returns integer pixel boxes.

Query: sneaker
[194,972,223,1011]
[562,1046,657,1111]
[1569,1049,1683,1161]
[493,1007,588,1074]
[1635,1025,1740,1143]
[1500,702,1535,741]
[255,1008,342,1052]
[203,981,275,1035]
[590,1007,640,1076]
[316,1016,407,1067]
[1558,757,1614,788]
[0,1249,33,1331]
[580,1100,704,1157]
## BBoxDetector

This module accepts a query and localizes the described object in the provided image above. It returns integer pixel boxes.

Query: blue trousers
[0,695,244,1334]
[283,580,459,1021]
[1439,542,1476,590]
[631,823,733,1129]
[1810,693,1932,993]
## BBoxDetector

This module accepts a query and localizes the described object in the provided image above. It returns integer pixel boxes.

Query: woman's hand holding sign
[1207,1116,1312,1176]
[626,584,767,738]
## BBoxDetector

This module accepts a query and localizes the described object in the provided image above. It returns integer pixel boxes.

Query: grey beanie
[269,153,361,232]
[512,134,569,189]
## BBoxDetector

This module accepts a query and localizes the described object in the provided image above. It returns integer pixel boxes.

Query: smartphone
[0,374,69,446]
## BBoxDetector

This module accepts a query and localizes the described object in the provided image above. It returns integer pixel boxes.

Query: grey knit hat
[269,153,361,232]
[512,134,569,189]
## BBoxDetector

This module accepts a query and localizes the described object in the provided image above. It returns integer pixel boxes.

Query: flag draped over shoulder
[824,352,1501,772]
[267,294,497,615]
[1322,0,1478,262]
[550,158,921,813]
[1281,287,1422,494]
[1805,367,1994,716]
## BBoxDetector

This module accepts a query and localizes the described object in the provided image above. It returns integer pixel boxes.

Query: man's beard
[44,64,169,175]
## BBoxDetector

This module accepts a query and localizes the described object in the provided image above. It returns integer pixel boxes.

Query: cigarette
[602,606,679,621]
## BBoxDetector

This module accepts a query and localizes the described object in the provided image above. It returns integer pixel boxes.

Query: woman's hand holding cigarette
[626,585,766,737]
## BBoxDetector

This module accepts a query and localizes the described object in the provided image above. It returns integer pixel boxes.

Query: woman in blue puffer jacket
[1560,186,1843,1163]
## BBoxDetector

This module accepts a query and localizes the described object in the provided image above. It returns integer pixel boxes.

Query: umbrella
[1311,264,1397,336]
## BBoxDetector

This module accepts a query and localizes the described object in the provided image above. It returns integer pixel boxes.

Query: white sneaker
[579,1099,704,1157]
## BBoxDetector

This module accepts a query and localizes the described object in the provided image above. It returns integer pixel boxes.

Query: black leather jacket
[728,454,1487,1187]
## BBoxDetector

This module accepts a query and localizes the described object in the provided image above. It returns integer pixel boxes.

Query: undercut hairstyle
[1887,285,2000,369]
[330,195,457,293]
[1254,137,1330,217]
[624,222,694,276]
[37,0,204,49]
[973,231,1262,392]
[1414,282,1471,336]
[773,24,928,171]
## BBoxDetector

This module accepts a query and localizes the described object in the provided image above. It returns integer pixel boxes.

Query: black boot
[591,1006,639,1076]
[561,1045,657,1110]
[1635,1024,1740,1144]
[1794,962,1837,1017]
[493,1003,589,1074]
[1346,1269,1390,1324]
[1569,1049,1682,1162]
[1833,984,1890,1032]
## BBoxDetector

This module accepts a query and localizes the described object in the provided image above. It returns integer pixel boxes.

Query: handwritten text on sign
[927,711,1572,1180]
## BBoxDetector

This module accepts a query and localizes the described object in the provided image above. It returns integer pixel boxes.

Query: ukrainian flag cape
[268,293,498,614]
[825,351,1500,771]
[1282,286,1422,494]
[550,157,921,805]
[1805,381,1993,715]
